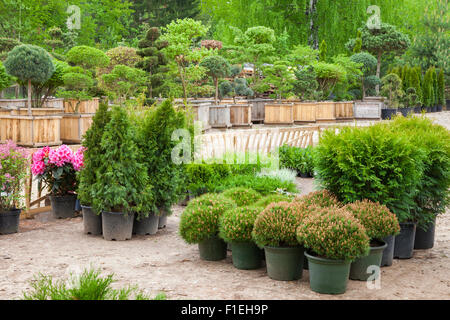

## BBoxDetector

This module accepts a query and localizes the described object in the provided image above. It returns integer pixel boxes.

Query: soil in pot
[394,222,417,259]
[50,194,77,219]
[82,206,102,235]
[381,109,398,120]
[414,218,436,250]
[264,246,304,281]
[350,239,387,281]
[305,251,351,295]
[198,236,227,261]
[381,235,395,267]
[231,242,263,270]
[0,209,21,235]
[133,213,159,236]
[102,211,135,241]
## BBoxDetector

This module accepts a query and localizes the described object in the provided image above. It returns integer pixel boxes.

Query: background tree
[0,61,14,97]
[260,61,295,101]
[293,66,319,101]
[4,44,55,113]
[199,55,231,103]
[422,68,435,108]
[286,45,319,66]
[319,40,327,62]
[350,52,378,99]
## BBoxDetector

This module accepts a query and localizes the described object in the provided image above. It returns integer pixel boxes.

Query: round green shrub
[254,194,293,209]
[252,202,306,248]
[295,190,341,208]
[179,198,237,244]
[187,193,235,209]
[296,207,370,261]
[219,206,262,243]
[344,199,400,240]
[222,187,262,207]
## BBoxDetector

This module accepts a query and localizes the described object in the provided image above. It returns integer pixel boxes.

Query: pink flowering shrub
[0,141,29,211]
[31,145,85,196]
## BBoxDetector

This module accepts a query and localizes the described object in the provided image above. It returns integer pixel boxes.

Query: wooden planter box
[191,103,211,131]
[0,98,64,109]
[293,102,316,123]
[315,101,336,122]
[64,98,100,114]
[248,99,274,123]
[209,105,231,128]
[60,113,95,143]
[335,101,354,120]
[354,100,383,120]
[264,103,294,125]
[230,104,252,127]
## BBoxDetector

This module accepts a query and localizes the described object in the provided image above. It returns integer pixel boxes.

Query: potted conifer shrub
[295,190,342,208]
[31,145,85,219]
[297,207,370,295]
[252,202,307,281]
[77,103,111,235]
[345,200,400,278]
[221,187,262,207]
[91,106,154,241]
[219,206,264,270]
[179,193,236,261]
[380,74,403,120]
[0,141,29,234]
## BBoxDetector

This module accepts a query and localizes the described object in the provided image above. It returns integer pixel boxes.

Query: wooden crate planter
[209,105,231,128]
[191,103,211,131]
[60,113,94,143]
[354,100,383,120]
[230,104,252,127]
[248,99,274,123]
[0,98,64,109]
[293,102,316,123]
[63,98,100,114]
[315,101,336,122]
[335,101,354,120]
[264,103,294,125]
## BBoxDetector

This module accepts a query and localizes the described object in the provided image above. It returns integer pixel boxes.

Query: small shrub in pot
[254,194,293,209]
[222,187,262,207]
[294,190,341,208]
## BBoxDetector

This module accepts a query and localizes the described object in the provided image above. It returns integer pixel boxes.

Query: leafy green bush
[23,268,165,300]
[294,190,341,208]
[279,145,315,176]
[344,199,400,240]
[212,174,298,195]
[219,206,262,243]
[222,187,262,207]
[252,202,306,248]
[254,194,293,209]
[187,193,233,208]
[179,197,237,244]
[314,123,425,222]
[296,208,370,261]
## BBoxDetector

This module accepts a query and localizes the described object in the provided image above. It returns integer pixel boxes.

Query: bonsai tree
[260,60,295,101]
[350,52,378,99]
[219,78,254,102]
[346,23,411,94]
[57,66,94,112]
[312,61,346,100]
[380,73,404,109]
[4,44,55,114]
[31,60,67,108]
[293,66,319,101]
[44,27,64,57]
[77,103,112,207]
[404,87,421,109]
[286,45,319,66]
[102,65,148,106]
[91,106,154,216]
[0,37,21,61]
[199,55,231,104]
[221,187,262,207]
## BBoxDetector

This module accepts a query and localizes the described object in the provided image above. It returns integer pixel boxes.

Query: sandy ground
[1,176,449,300]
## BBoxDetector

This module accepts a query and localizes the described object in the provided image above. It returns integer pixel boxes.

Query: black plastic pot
[394,222,417,259]
[413,106,422,114]
[0,209,21,234]
[399,108,413,117]
[133,213,159,236]
[50,195,77,219]
[436,105,443,112]
[426,107,432,113]
[350,240,387,281]
[381,235,395,267]
[431,106,437,112]
[381,109,397,120]
[82,206,102,235]
[102,211,135,241]
[414,218,436,250]
[264,246,304,281]
[299,172,309,178]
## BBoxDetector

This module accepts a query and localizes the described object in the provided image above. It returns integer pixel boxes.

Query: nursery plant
[279,145,315,177]
[0,141,29,234]
[31,145,85,219]
[294,190,341,208]
[381,73,404,109]
[345,199,400,277]
[222,187,262,207]
[199,55,231,104]
[254,194,293,209]
[219,206,263,269]
[297,207,370,294]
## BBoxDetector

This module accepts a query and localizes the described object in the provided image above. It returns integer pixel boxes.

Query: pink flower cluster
[31,145,85,176]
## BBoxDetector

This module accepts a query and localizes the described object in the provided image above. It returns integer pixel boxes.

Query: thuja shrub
[252,202,306,248]
[295,190,341,208]
[179,198,237,244]
[314,124,425,222]
[222,187,262,207]
[219,207,262,243]
[344,199,400,240]
[254,194,293,209]
[296,207,370,261]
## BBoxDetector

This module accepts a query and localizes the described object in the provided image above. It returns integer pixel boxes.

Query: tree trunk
[376,51,382,95]
[27,79,32,115]
[214,78,219,105]
[362,78,366,100]
[308,0,319,49]
[178,62,187,103]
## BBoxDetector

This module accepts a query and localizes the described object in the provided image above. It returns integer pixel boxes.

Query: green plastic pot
[264,246,304,281]
[231,242,263,270]
[305,252,351,295]
[350,240,387,281]
[198,236,227,261]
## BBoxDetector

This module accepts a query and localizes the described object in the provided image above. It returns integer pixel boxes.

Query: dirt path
[1,177,449,300]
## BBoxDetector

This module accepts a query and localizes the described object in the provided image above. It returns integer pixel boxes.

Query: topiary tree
[350,52,378,99]
[0,37,21,61]
[261,60,295,101]
[66,46,110,72]
[44,27,64,54]
[312,61,346,100]
[4,44,55,114]
[199,55,231,104]
[346,23,411,94]
[380,73,404,109]
[31,59,67,108]
[57,66,94,112]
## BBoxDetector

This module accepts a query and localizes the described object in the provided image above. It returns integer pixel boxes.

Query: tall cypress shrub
[437,69,445,107]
